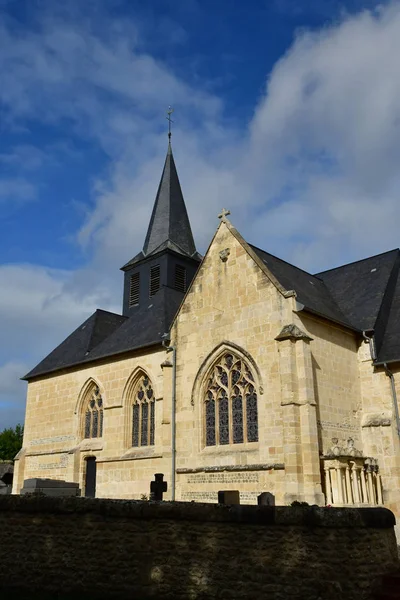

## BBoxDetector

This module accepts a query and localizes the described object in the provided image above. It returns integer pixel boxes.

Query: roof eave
[121,247,202,271]
[22,339,163,382]
[296,304,361,334]
[373,357,400,367]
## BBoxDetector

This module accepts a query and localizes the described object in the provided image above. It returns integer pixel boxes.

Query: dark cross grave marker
[150,473,168,501]
[258,492,275,506]
[218,490,240,505]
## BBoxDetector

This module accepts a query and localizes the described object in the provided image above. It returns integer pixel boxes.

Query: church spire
[142,140,197,258]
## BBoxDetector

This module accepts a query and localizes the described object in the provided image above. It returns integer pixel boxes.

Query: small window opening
[149,265,160,297]
[129,273,140,306]
[175,264,187,293]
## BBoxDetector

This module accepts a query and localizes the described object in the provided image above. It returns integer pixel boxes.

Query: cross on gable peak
[218,208,231,222]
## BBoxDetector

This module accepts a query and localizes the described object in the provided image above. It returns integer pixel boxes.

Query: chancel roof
[251,244,400,364]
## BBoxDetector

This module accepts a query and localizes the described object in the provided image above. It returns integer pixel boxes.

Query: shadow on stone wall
[0,496,398,600]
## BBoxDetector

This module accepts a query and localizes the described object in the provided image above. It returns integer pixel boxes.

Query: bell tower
[121,134,201,317]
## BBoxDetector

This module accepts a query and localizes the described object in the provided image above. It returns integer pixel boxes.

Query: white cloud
[0,264,113,428]
[0,179,37,203]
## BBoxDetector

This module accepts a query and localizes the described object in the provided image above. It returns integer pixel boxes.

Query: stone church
[13,139,400,522]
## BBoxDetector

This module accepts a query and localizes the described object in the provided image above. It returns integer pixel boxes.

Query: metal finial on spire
[166,106,174,140]
[218,208,231,222]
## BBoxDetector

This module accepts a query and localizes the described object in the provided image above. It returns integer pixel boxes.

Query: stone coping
[0,495,395,528]
[22,478,79,489]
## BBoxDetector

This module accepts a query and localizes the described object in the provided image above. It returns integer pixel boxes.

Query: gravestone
[150,473,168,501]
[21,478,80,497]
[218,490,240,504]
[258,492,275,506]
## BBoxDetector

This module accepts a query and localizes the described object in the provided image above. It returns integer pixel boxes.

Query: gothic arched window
[204,352,258,446]
[84,386,104,439]
[132,376,155,447]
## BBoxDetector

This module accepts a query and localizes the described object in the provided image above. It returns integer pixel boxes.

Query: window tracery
[84,386,103,439]
[132,376,155,447]
[204,352,258,446]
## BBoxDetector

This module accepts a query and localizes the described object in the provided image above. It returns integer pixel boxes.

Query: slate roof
[316,250,400,364]
[251,245,354,329]
[316,250,400,332]
[122,142,198,271]
[23,289,183,380]
[23,310,128,379]
[252,245,400,364]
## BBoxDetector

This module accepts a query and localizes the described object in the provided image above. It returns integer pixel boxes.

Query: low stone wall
[0,495,398,600]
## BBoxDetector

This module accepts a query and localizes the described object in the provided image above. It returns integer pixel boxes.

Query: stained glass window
[132,376,155,447]
[83,385,104,439]
[132,404,139,447]
[205,398,216,446]
[246,392,258,442]
[219,394,229,444]
[141,402,149,446]
[92,410,98,438]
[99,408,104,438]
[84,411,91,439]
[204,351,258,446]
[232,393,243,444]
[150,401,155,446]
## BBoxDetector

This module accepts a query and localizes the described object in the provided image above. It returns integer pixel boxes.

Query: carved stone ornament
[325,437,363,458]
[361,411,392,428]
[219,248,230,262]
[160,360,172,369]
[275,324,313,342]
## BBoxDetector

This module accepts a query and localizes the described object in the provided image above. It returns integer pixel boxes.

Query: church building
[13,137,400,523]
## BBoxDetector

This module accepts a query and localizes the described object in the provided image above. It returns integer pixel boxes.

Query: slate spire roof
[121,141,199,270]
[143,141,197,258]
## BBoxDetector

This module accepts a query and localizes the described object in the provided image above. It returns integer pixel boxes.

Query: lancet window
[132,376,155,447]
[204,352,258,446]
[84,386,104,439]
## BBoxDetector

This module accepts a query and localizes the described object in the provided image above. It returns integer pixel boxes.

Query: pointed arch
[123,367,156,448]
[192,342,261,448]
[76,378,105,440]
[191,341,263,406]
[75,377,106,415]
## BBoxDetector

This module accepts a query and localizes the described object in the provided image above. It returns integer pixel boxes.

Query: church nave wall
[13,347,170,497]
[297,313,362,455]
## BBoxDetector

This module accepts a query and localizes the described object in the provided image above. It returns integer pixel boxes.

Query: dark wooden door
[85,457,97,498]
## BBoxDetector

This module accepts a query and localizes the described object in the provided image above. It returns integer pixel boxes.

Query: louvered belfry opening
[175,264,187,293]
[149,265,161,297]
[129,272,140,307]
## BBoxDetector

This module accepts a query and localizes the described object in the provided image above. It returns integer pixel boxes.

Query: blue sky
[1,0,400,428]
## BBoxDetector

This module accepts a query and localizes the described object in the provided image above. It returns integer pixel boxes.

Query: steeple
[142,141,197,258]
[120,135,201,318]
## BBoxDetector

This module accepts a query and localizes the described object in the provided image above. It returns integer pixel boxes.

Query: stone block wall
[13,346,173,499]
[0,495,398,600]
[172,224,293,504]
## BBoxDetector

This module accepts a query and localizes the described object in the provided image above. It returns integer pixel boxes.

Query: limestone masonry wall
[0,496,398,600]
